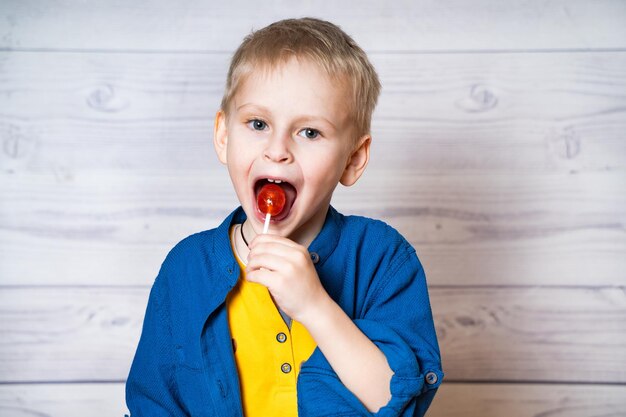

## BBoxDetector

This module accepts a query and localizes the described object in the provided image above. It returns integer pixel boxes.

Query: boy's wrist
[297,290,339,333]
[296,290,334,326]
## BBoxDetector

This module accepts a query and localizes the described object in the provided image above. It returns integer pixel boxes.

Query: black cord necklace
[240,223,249,247]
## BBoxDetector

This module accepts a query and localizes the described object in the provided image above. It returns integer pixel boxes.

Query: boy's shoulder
[334,210,417,260]
[151,224,233,304]
[341,211,413,245]
[164,228,216,264]
[162,208,242,267]
[157,224,232,285]
[329,210,426,296]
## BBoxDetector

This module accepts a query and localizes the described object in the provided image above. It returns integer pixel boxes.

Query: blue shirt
[126,206,443,416]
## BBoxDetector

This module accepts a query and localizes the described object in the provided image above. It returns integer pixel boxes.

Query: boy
[126,17,442,416]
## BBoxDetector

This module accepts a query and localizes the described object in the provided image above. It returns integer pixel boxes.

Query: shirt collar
[212,207,247,288]
[308,206,342,266]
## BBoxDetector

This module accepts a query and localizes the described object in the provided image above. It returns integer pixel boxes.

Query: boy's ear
[340,135,371,186]
[213,110,228,164]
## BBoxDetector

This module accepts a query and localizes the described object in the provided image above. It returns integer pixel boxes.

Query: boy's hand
[246,233,394,412]
[245,233,329,323]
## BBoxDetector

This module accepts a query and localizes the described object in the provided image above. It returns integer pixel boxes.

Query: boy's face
[214,57,370,245]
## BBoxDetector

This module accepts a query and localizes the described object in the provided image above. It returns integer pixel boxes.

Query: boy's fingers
[249,233,300,249]
[245,253,287,274]
[249,245,313,274]
[245,268,277,287]
[248,241,298,259]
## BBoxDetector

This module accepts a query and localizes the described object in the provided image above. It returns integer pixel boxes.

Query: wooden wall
[1,1,626,416]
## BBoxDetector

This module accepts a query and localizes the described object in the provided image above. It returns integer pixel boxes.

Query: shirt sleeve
[297,248,443,417]
[125,276,188,417]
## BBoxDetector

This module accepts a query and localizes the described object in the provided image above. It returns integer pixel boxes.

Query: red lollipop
[257,183,286,216]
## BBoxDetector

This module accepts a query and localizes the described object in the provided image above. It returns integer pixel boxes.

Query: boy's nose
[263,133,293,163]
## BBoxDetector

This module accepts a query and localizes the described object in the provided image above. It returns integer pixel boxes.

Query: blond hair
[220,17,381,138]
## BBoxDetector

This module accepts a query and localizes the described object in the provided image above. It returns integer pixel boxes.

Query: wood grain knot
[3,125,36,159]
[455,315,483,327]
[547,126,581,160]
[108,316,130,327]
[86,83,129,113]
[456,84,498,113]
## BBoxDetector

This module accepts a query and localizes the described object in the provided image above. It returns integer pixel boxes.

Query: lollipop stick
[263,213,271,234]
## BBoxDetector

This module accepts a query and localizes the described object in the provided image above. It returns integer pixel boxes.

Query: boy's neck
[232,223,251,264]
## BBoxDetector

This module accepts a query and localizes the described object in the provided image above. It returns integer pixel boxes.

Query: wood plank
[0,286,624,383]
[1,51,625,174]
[433,287,626,383]
[0,287,146,383]
[354,171,626,288]
[0,383,128,417]
[1,170,625,286]
[2,0,625,51]
[1,382,625,417]
[429,383,626,417]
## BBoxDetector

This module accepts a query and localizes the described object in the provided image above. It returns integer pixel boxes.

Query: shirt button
[276,332,287,343]
[425,371,438,385]
[281,363,292,374]
[310,252,320,264]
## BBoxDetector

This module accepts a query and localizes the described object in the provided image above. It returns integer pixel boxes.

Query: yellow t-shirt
[227,231,317,417]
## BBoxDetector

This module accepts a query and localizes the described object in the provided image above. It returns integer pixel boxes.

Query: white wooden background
[1,1,626,416]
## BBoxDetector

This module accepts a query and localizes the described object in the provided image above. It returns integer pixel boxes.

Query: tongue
[257,183,286,216]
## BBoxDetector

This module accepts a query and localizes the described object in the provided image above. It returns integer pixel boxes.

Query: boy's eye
[297,128,320,140]
[248,119,267,131]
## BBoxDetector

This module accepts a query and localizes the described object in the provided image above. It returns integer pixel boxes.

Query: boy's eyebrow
[236,103,338,130]
[236,103,265,112]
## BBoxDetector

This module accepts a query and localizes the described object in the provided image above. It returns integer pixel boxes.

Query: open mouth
[254,178,297,222]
